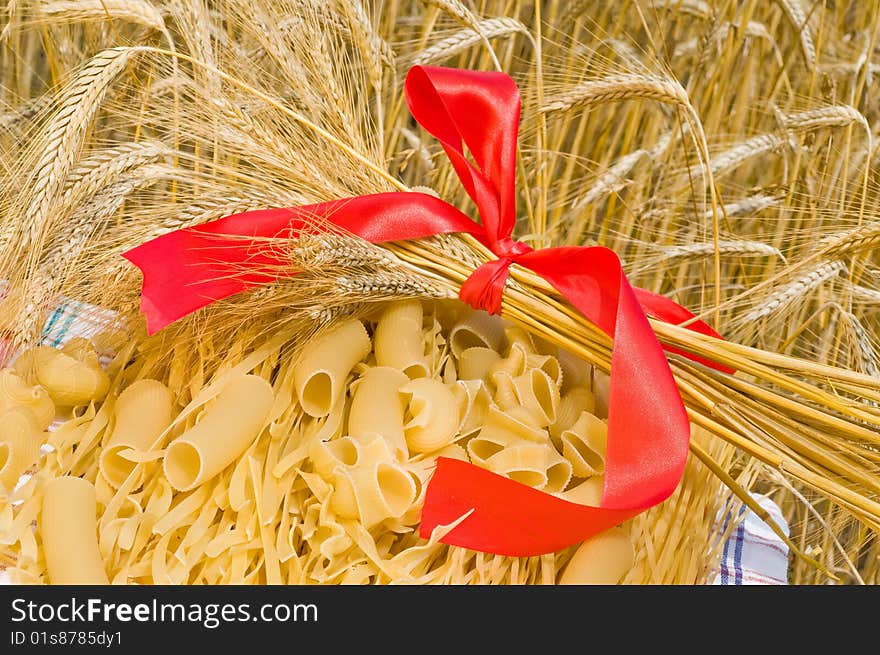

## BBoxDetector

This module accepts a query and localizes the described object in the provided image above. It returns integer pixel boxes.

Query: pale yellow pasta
[560,411,608,477]
[330,448,416,528]
[293,319,371,417]
[503,326,538,354]
[400,378,460,453]
[487,341,526,377]
[0,406,43,490]
[41,476,109,584]
[478,405,547,444]
[558,347,592,392]
[483,443,553,488]
[0,368,55,429]
[457,346,501,381]
[545,453,573,494]
[309,435,361,478]
[100,379,174,488]
[490,370,520,413]
[512,368,559,427]
[561,476,605,505]
[449,310,505,357]
[373,300,429,378]
[558,527,634,585]
[348,366,409,457]
[14,345,109,406]
[164,375,274,491]
[550,386,597,445]
[592,368,611,419]
[451,379,494,436]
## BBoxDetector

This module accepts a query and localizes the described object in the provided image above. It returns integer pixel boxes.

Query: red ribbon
[123,65,729,557]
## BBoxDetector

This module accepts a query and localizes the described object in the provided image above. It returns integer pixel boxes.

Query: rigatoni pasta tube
[100,379,174,488]
[348,366,409,457]
[400,378,459,453]
[294,319,371,417]
[558,527,634,585]
[0,407,43,490]
[41,476,109,584]
[374,300,428,378]
[164,375,274,491]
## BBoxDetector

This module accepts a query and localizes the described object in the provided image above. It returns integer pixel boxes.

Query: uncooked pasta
[1,299,639,585]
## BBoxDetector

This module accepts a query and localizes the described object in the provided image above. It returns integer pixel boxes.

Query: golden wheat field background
[2,0,880,585]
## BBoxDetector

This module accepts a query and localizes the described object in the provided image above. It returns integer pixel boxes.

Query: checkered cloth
[1,289,792,584]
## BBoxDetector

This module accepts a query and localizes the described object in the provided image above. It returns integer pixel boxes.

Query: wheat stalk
[741,261,845,322]
[541,73,691,113]
[649,0,712,19]
[420,0,502,70]
[37,0,166,32]
[15,47,137,261]
[776,0,817,68]
[411,17,527,66]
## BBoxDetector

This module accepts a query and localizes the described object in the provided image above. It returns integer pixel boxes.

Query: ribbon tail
[418,245,690,554]
[122,192,482,334]
[632,287,735,374]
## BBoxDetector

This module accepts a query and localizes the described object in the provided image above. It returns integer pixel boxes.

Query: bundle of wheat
[1,1,879,584]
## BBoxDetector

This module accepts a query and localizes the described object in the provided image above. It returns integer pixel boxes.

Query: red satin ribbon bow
[123,65,728,557]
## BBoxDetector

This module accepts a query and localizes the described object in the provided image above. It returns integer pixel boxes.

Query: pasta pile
[0,299,636,584]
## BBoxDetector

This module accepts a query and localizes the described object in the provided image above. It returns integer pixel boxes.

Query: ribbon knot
[123,65,731,557]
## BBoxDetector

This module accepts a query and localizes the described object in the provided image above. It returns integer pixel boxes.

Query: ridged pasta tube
[558,527,634,585]
[310,435,361,478]
[374,300,429,378]
[561,476,604,505]
[449,310,505,357]
[0,369,55,429]
[14,345,109,406]
[294,319,371,417]
[100,379,174,488]
[0,406,43,490]
[400,379,459,454]
[164,375,274,491]
[41,476,109,584]
[348,367,409,457]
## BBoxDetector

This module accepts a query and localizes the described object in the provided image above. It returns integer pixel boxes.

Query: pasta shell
[0,368,55,429]
[512,368,560,427]
[14,345,109,406]
[449,310,505,357]
[400,378,460,454]
[561,476,605,506]
[560,411,608,477]
[558,527,634,585]
[550,387,596,445]
[331,461,417,528]
[0,406,43,489]
[457,346,501,381]
[452,379,494,437]
[557,347,592,392]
